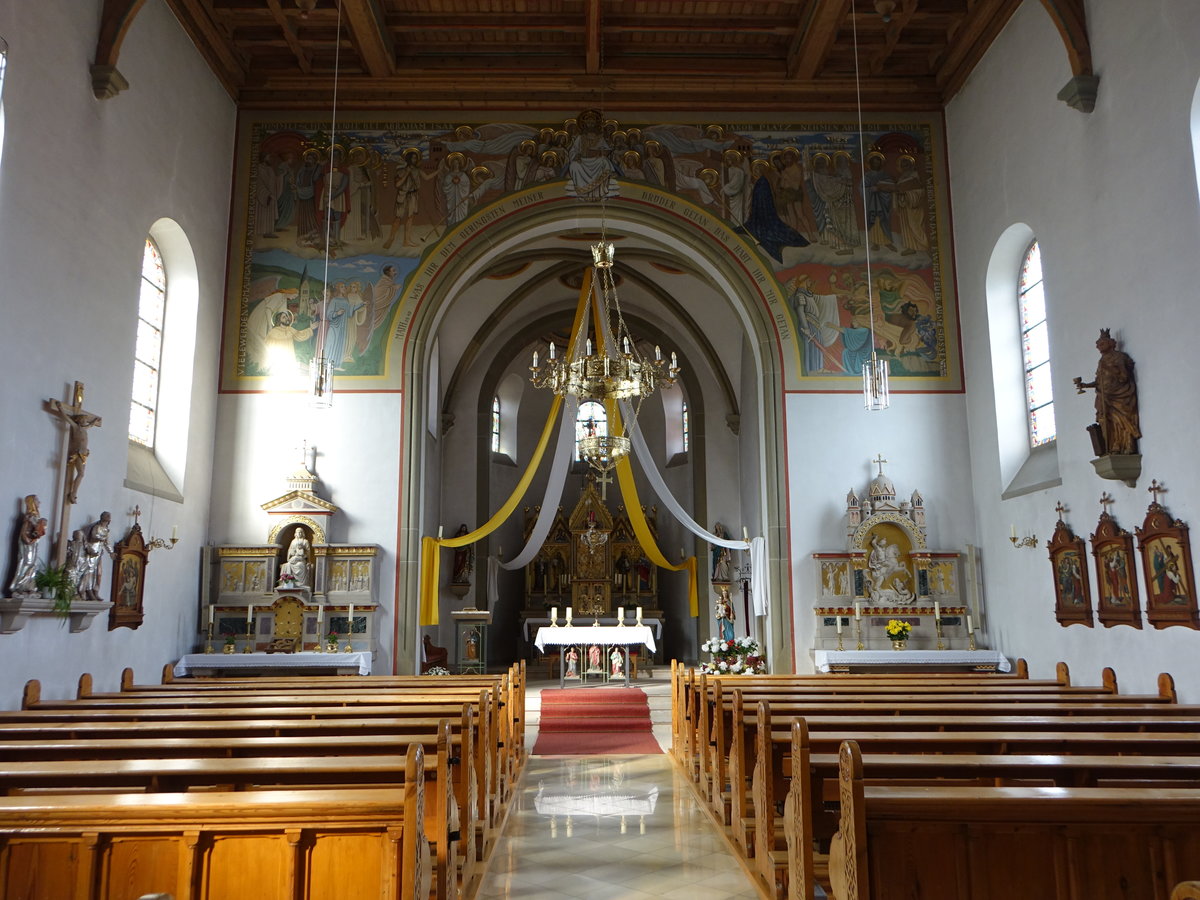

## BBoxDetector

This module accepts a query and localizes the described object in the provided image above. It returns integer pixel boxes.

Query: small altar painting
[1090,507,1141,629]
[109,523,148,631]
[1048,515,1093,627]
[1136,495,1199,630]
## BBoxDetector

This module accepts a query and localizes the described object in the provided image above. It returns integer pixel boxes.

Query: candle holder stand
[854,616,864,651]
[935,615,946,651]
[204,623,215,654]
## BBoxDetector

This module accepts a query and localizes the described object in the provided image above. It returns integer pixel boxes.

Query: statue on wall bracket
[1073,328,1140,487]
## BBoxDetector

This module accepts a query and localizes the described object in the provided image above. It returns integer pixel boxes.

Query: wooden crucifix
[45,381,102,564]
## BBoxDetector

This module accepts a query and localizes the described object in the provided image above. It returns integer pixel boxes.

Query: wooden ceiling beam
[264,0,312,74]
[787,0,852,81]
[93,0,148,67]
[1038,0,1093,76]
[161,0,247,96]
[934,0,1023,98]
[584,0,601,74]
[340,0,395,78]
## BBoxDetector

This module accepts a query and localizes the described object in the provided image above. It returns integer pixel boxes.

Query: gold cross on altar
[1099,492,1114,515]
[596,469,613,500]
[1149,479,1166,506]
[872,453,888,476]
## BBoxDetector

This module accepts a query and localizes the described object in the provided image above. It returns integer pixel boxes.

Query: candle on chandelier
[171,524,178,540]
[548,341,556,359]
[586,338,593,356]
[1010,523,1017,539]
[670,351,678,369]
[623,336,631,355]
[654,345,662,361]
[532,350,539,368]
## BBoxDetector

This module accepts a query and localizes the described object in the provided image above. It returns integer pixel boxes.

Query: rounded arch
[392,186,792,673]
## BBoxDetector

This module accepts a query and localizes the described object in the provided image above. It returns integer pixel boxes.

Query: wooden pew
[826,740,1200,900]
[0,743,432,900]
[1175,883,1200,900]
[769,718,1200,900]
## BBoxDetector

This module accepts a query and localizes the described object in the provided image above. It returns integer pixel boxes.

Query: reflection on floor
[477,755,763,899]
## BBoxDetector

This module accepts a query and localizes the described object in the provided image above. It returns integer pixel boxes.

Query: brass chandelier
[530,240,679,472]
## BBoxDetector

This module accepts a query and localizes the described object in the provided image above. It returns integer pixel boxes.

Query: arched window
[491,396,501,453]
[130,237,166,447]
[1018,239,1055,447]
[682,400,690,453]
[575,400,607,460]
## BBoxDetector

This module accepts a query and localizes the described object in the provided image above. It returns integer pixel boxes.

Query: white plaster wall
[0,0,234,706]
[785,393,976,671]
[947,0,1200,699]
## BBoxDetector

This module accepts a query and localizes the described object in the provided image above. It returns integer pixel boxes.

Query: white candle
[532,350,539,368]
[934,601,940,620]
[247,605,254,633]
[854,601,862,621]
[1010,523,1017,539]
[836,616,843,634]
[617,606,624,623]
[743,526,749,542]
[171,524,178,540]
[551,606,558,622]
[549,341,556,360]
[566,607,573,623]
[966,614,975,634]
[208,604,214,627]
[347,603,353,632]
[636,606,643,623]
[437,526,443,539]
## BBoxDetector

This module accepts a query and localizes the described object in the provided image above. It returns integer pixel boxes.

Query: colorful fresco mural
[223,112,959,392]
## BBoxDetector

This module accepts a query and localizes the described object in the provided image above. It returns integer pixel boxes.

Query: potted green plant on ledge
[34,565,76,617]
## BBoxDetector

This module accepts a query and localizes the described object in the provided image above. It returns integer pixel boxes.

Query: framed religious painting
[1048,515,1092,627]
[1089,504,1142,629]
[1136,491,1199,630]
[109,524,148,630]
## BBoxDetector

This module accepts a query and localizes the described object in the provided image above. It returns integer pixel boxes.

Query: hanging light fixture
[851,3,890,411]
[310,0,342,408]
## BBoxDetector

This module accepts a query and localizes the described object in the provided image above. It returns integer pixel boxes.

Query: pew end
[77,673,93,699]
[1160,672,1178,702]
[162,663,175,684]
[1056,661,1071,686]
[21,680,39,709]
[1102,666,1118,694]
[121,667,135,691]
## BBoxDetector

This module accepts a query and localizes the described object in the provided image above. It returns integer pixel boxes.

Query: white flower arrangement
[700,635,767,675]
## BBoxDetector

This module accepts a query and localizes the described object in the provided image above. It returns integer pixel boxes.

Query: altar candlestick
[934,600,940,620]
[835,616,843,634]
[616,607,624,624]
[551,606,558,623]
[566,607,573,624]
[854,601,862,621]
[742,526,749,542]
[348,603,354,631]
[208,604,214,627]
[247,605,254,629]
[966,614,975,634]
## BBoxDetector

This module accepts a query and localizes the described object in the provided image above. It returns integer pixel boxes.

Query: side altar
[812,456,985,654]
[200,452,381,657]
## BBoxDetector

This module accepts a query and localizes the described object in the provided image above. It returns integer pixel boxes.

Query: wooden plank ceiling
[162,0,1027,111]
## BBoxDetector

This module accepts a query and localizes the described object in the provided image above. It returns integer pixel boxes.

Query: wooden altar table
[534,625,657,687]
[173,650,372,678]
[812,649,1010,674]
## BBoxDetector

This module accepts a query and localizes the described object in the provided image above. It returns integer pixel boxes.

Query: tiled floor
[477,679,763,900]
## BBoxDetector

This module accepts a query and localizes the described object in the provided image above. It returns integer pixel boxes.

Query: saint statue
[8,495,47,597]
[866,534,914,604]
[715,586,735,641]
[450,523,474,585]
[711,522,732,582]
[79,512,113,602]
[278,526,311,587]
[1074,329,1140,456]
[610,647,624,677]
[564,646,579,678]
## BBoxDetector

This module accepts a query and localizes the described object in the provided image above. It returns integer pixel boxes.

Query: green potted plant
[34,565,76,616]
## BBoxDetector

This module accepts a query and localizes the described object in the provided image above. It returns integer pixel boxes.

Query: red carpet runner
[532,687,663,755]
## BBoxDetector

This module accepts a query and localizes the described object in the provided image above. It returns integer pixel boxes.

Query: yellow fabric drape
[607,398,701,616]
[418,270,594,626]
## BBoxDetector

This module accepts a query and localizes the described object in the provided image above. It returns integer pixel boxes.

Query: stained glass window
[130,238,166,446]
[682,400,690,453]
[1019,239,1055,447]
[575,400,606,460]
[491,396,501,453]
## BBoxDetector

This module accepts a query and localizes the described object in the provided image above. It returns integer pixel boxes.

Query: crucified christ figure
[47,384,102,505]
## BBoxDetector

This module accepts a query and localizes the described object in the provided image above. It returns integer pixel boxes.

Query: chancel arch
[394,186,792,673]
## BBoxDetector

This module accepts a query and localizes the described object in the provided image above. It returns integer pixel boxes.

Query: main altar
[518,477,664,663]
[812,457,984,655]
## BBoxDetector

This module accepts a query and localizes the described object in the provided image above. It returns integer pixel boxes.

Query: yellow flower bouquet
[885,619,912,641]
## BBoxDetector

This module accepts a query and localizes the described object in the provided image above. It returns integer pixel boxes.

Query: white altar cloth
[812,649,1010,673]
[523,617,662,641]
[534,625,657,654]
[174,651,372,677]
